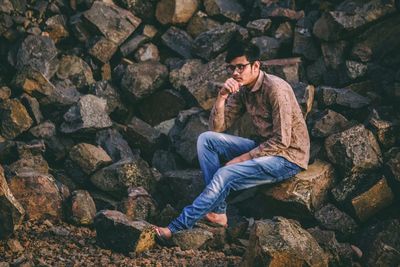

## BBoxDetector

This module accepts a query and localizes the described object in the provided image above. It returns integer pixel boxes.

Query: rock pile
[0,0,399,266]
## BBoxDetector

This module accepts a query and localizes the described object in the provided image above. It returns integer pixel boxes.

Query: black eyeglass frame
[225,62,253,74]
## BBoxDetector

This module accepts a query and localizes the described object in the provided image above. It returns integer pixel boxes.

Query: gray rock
[161,26,193,59]
[120,34,149,57]
[124,117,166,161]
[307,228,354,267]
[170,54,229,110]
[20,93,43,125]
[16,35,58,78]
[90,157,160,198]
[325,124,382,174]
[138,89,185,126]
[159,169,204,210]
[313,1,397,41]
[121,61,168,101]
[192,23,238,61]
[172,229,213,250]
[311,109,352,138]
[69,190,96,225]
[246,19,271,37]
[69,143,112,175]
[40,79,81,107]
[89,190,119,211]
[116,0,157,21]
[306,57,327,85]
[261,57,301,85]
[356,219,400,266]
[321,41,348,70]
[186,11,220,38]
[351,15,400,63]
[94,210,155,253]
[368,109,398,150]
[250,36,280,60]
[314,204,358,240]
[152,150,178,174]
[204,0,244,22]
[95,128,135,162]
[60,94,112,134]
[0,164,25,239]
[0,99,33,139]
[172,112,208,165]
[293,17,320,61]
[8,172,63,221]
[155,0,198,25]
[118,187,157,221]
[242,217,328,267]
[83,1,141,46]
[88,81,125,114]
[317,86,371,109]
[56,55,94,91]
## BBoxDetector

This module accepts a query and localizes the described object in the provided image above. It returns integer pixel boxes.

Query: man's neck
[246,70,260,89]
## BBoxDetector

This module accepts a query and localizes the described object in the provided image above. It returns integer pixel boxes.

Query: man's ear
[252,60,261,70]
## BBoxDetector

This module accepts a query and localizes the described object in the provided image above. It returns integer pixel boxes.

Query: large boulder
[0,165,25,239]
[311,109,352,138]
[8,172,63,221]
[186,11,220,38]
[325,124,382,174]
[0,99,33,139]
[256,160,335,222]
[242,217,329,267]
[170,54,229,110]
[94,210,155,253]
[121,62,168,101]
[172,229,213,250]
[90,157,160,198]
[13,66,55,99]
[60,94,112,134]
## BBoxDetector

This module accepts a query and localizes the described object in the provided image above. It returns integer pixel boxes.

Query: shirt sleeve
[249,88,292,158]
[209,90,244,132]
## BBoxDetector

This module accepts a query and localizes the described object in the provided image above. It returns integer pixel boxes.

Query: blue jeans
[168,131,301,233]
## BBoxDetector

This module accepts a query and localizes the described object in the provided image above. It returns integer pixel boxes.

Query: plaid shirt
[209,71,310,169]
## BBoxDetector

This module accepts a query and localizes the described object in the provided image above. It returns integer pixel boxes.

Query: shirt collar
[249,71,264,92]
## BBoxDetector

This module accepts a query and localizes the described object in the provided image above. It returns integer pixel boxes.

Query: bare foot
[205,212,228,226]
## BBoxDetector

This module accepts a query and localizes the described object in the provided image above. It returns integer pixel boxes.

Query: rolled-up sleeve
[249,89,292,158]
[209,91,244,132]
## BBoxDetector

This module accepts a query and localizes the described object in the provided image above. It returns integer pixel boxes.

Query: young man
[155,42,310,240]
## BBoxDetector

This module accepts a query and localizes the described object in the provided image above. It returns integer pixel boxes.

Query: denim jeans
[168,131,301,233]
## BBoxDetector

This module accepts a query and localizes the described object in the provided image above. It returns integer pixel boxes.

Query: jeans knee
[197,131,218,149]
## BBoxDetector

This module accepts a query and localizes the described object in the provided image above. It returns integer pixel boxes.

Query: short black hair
[225,42,260,63]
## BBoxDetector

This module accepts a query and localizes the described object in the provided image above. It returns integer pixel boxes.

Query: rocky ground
[0,220,241,266]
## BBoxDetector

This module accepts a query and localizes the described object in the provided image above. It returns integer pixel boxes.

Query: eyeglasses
[225,63,252,74]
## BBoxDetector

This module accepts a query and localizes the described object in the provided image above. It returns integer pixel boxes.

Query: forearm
[209,94,227,132]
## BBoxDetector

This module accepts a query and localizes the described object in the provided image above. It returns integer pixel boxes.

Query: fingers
[222,78,240,95]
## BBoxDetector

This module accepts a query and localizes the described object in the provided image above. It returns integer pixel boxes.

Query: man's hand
[219,78,241,99]
[225,152,252,166]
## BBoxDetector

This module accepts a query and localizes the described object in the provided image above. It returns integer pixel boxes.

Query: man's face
[227,56,260,86]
